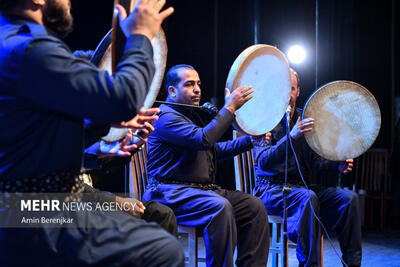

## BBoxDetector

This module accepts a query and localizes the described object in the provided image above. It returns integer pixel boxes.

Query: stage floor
[179,230,400,267]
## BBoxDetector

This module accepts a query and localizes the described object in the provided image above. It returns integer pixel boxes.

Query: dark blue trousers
[143,184,270,267]
[253,184,362,267]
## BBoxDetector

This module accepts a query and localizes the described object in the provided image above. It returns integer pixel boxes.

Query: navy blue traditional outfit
[0,14,183,266]
[144,104,270,267]
[253,108,362,267]
[84,144,179,237]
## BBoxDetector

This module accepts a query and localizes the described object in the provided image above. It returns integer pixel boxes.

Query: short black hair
[0,0,25,12]
[165,64,196,94]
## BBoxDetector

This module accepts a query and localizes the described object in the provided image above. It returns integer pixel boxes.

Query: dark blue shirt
[0,15,155,180]
[147,104,253,184]
[253,108,337,184]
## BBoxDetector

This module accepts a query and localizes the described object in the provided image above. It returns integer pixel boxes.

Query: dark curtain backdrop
[66,0,398,191]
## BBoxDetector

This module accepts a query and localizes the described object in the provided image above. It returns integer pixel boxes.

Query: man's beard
[42,0,73,38]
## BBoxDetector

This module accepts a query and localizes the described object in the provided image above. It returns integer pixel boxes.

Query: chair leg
[271,223,279,267]
[320,234,324,267]
[269,221,325,267]
[188,230,198,267]
[281,222,288,267]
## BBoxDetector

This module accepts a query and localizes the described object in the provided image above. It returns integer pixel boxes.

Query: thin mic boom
[155,100,203,109]
[154,101,219,116]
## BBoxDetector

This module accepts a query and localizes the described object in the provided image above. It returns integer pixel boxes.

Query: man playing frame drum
[252,68,362,267]
[144,64,271,267]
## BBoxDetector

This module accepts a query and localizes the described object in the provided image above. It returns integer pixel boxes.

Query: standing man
[0,0,184,266]
[252,68,362,267]
[144,64,270,267]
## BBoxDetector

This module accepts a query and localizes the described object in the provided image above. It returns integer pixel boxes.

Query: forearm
[255,135,290,170]
[157,107,234,150]
[216,136,253,161]
[20,35,155,123]
[202,107,235,146]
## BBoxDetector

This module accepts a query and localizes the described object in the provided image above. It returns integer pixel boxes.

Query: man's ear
[168,86,176,98]
[297,87,300,97]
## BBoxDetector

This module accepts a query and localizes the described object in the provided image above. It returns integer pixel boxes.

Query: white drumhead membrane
[226,45,291,136]
[303,81,381,161]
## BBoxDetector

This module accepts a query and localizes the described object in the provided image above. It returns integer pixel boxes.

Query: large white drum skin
[303,80,381,161]
[226,45,291,136]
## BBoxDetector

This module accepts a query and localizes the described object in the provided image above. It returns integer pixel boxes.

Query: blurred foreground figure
[0,0,183,266]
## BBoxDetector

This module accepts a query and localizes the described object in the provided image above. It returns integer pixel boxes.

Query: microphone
[285,105,292,126]
[202,102,219,116]
[154,100,219,116]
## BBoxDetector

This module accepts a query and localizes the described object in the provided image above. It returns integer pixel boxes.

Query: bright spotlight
[287,45,306,64]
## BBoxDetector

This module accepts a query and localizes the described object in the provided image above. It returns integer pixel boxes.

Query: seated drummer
[251,68,361,267]
[143,64,270,267]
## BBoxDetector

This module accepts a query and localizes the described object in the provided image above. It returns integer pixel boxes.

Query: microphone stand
[283,112,292,267]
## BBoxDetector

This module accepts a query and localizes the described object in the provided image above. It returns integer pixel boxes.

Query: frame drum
[303,80,381,161]
[91,29,167,142]
[226,45,291,136]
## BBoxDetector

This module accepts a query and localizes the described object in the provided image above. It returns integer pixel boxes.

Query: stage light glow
[287,45,306,64]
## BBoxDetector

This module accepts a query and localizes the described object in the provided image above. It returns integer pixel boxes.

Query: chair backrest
[130,135,258,199]
[354,148,391,194]
[129,144,148,201]
[233,130,256,194]
[131,132,257,198]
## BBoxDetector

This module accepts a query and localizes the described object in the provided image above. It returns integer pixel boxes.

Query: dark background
[67,0,399,227]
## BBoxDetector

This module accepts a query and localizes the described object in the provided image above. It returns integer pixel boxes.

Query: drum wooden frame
[91,29,167,142]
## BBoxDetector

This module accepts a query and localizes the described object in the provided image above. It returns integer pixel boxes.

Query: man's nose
[194,85,201,94]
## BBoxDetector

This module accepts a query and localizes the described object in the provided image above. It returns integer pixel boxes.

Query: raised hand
[224,86,254,114]
[98,130,134,157]
[135,121,155,142]
[290,117,314,140]
[99,123,154,158]
[251,132,271,147]
[116,0,174,40]
[338,159,354,174]
[112,107,160,130]
[119,120,155,153]
[117,129,139,155]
